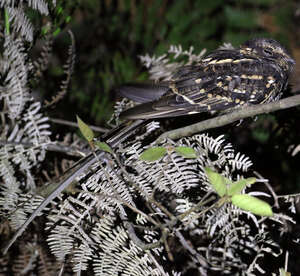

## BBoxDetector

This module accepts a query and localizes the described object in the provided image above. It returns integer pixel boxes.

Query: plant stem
[156,94,300,142]
[4,9,10,35]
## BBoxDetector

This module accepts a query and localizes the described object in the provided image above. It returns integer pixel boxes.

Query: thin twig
[148,252,168,276]
[253,171,279,208]
[119,212,162,250]
[4,9,10,35]
[178,195,217,221]
[162,230,174,261]
[175,230,208,268]
[50,117,109,133]
[79,187,160,227]
[285,250,289,272]
[0,140,88,157]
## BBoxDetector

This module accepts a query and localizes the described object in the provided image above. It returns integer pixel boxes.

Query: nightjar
[119,38,295,119]
[4,38,294,254]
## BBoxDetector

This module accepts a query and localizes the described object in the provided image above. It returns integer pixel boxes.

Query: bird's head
[240,38,295,73]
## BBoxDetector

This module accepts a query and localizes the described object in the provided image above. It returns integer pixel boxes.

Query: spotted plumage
[119,38,295,119]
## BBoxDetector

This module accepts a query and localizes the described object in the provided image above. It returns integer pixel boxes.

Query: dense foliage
[1,0,300,275]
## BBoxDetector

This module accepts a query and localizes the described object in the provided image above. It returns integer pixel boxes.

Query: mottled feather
[119,38,294,120]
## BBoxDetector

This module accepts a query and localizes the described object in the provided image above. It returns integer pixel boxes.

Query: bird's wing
[120,51,285,119]
[118,82,170,103]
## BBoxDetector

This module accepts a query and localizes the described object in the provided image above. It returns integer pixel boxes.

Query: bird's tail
[3,119,147,254]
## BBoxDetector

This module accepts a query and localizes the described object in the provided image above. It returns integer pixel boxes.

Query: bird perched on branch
[119,38,295,120]
[3,38,295,254]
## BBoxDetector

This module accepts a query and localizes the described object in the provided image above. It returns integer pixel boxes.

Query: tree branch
[50,117,109,133]
[0,140,89,157]
[156,94,300,142]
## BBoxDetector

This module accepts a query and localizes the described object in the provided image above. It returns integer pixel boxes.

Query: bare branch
[156,94,300,142]
[49,117,109,133]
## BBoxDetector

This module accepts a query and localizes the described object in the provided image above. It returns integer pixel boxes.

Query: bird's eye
[263,48,273,56]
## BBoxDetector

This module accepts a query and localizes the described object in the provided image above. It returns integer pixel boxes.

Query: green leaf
[4,9,10,35]
[175,146,197,158]
[231,194,273,216]
[95,141,113,154]
[56,6,63,15]
[227,177,256,196]
[53,27,61,37]
[279,268,291,276]
[76,115,94,142]
[204,167,226,197]
[139,147,167,162]
[41,25,50,35]
[65,16,72,23]
[252,129,270,143]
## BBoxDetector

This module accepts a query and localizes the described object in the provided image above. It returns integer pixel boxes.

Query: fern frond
[3,36,30,118]
[44,30,76,108]
[229,152,253,171]
[0,254,9,274]
[0,101,50,229]
[47,225,75,261]
[0,191,44,230]
[139,44,206,81]
[11,242,39,275]
[91,218,160,276]
[36,245,58,275]
[28,0,49,15]
[39,127,296,274]
[22,102,51,144]
[7,6,34,42]
[32,34,54,82]
[72,242,93,272]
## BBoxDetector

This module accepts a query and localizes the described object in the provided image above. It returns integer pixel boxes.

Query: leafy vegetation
[1,0,300,275]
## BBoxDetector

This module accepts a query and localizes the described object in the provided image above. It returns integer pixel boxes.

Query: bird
[119,38,295,120]
[4,38,295,254]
